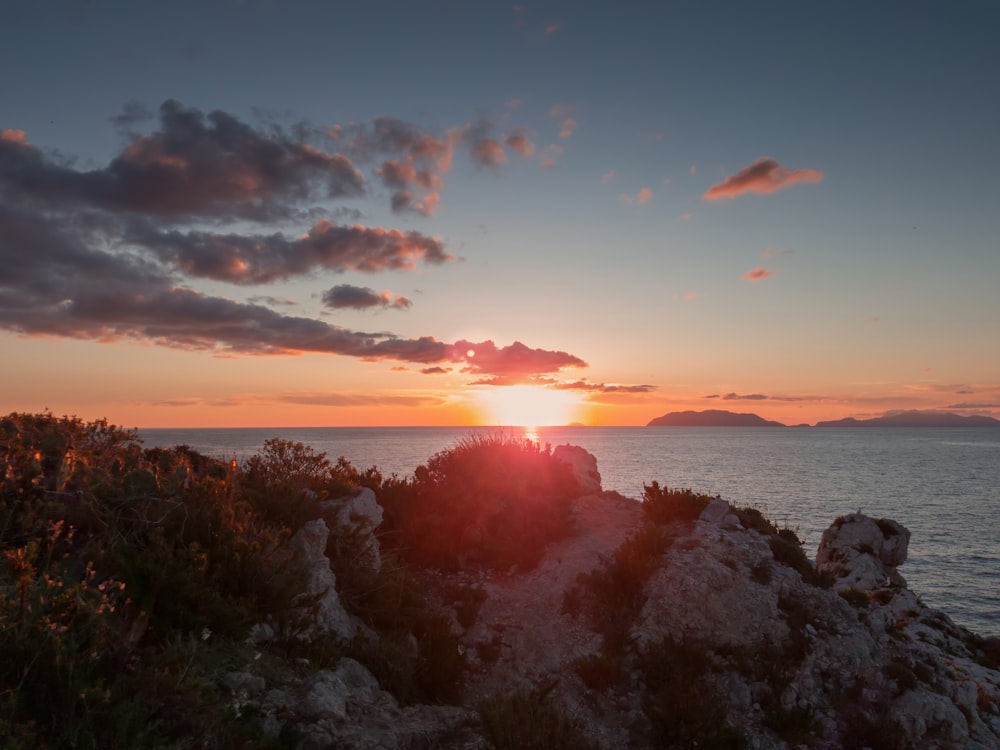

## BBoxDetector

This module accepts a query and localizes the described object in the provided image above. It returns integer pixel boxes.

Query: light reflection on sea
[139,425,1000,636]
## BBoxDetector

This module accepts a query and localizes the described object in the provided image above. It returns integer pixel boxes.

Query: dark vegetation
[0,413,473,747]
[378,433,580,571]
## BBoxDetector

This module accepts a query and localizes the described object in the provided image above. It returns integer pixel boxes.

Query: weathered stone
[553,444,602,495]
[323,486,384,572]
[277,518,358,640]
[816,512,911,591]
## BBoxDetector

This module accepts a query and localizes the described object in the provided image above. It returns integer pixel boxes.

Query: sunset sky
[2,1,998,427]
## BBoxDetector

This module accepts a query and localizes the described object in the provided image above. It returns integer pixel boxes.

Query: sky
[1,0,998,428]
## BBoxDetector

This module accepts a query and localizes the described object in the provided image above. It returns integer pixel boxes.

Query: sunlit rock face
[323,486,384,572]
[816,512,911,590]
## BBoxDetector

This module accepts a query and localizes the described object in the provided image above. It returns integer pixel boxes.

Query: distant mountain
[815,410,1000,428]
[646,410,786,427]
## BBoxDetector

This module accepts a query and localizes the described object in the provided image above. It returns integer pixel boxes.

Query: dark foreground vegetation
[0,413,585,748]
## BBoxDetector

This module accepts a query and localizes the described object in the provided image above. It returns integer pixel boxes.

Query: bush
[478,687,600,750]
[641,481,713,524]
[566,524,670,654]
[639,635,747,748]
[383,433,579,571]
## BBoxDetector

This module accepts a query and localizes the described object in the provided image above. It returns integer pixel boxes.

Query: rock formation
[241,447,1000,749]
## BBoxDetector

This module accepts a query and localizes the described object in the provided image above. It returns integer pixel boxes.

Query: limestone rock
[322,485,384,572]
[553,444,602,495]
[816,513,911,591]
[276,518,358,640]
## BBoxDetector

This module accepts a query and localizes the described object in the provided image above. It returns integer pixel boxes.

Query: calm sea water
[138,426,1000,636]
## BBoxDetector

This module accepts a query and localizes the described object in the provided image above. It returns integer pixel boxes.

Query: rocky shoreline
[241,446,1000,749]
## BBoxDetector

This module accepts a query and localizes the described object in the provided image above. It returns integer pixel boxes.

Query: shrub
[639,635,747,748]
[385,433,579,571]
[478,687,601,750]
[641,481,713,524]
[566,524,670,655]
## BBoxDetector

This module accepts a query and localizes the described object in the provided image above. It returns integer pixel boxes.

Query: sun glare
[478,385,581,427]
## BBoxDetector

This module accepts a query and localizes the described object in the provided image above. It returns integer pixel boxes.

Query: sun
[478,385,581,427]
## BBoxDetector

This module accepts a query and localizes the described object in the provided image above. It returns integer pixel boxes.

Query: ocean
[138,425,1000,637]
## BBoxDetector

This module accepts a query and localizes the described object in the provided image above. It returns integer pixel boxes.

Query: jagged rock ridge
[239,446,1000,749]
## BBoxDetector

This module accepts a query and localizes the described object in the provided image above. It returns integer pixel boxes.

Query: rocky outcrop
[322,486,384,572]
[254,447,1000,749]
[816,512,911,590]
[553,443,602,495]
[267,518,359,640]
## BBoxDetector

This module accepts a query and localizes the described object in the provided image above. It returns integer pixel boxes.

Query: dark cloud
[455,339,586,378]
[552,381,657,393]
[704,157,823,200]
[322,284,412,311]
[131,219,452,284]
[505,132,536,158]
[420,366,451,375]
[1,101,365,221]
[0,105,591,383]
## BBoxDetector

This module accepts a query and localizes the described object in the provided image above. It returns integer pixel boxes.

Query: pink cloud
[471,138,508,167]
[679,212,692,220]
[704,157,824,200]
[683,290,701,301]
[559,117,577,139]
[742,267,775,282]
[545,23,559,34]
[505,132,536,158]
[549,103,571,119]
[689,165,696,176]
[600,170,616,185]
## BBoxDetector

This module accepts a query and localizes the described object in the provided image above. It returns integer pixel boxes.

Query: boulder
[322,486,384,572]
[552,444,602,495]
[275,518,358,640]
[816,513,911,591]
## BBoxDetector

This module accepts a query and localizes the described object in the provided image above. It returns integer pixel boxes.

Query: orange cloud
[1,129,28,144]
[704,157,823,200]
[742,267,775,281]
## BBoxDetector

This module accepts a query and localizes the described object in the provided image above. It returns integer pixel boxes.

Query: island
[647,409,786,427]
[815,410,1000,428]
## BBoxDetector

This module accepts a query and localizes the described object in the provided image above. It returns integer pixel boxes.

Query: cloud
[539,144,564,169]
[682,290,701,301]
[600,170,616,185]
[741,267,775,282]
[322,284,412,311]
[704,157,823,200]
[132,219,453,284]
[455,339,587,378]
[552,380,657,393]
[544,23,559,34]
[761,245,793,259]
[470,138,507,167]
[505,132,536,158]
[559,118,577,139]
[0,100,365,221]
[549,103,571,120]
[420,366,451,375]
[0,103,593,383]
[619,188,652,206]
[679,212,692,220]
[703,392,805,402]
